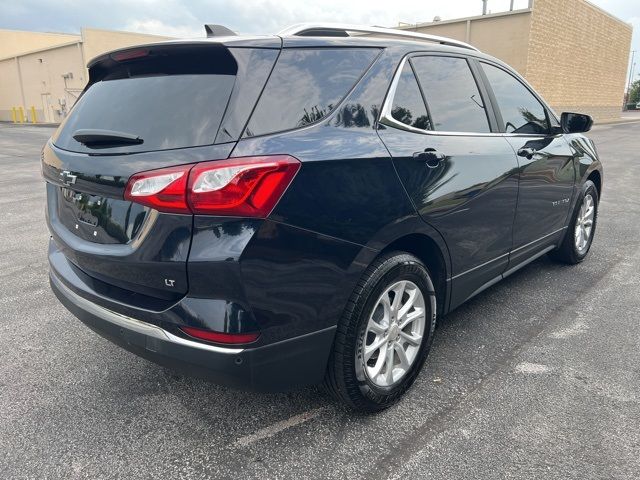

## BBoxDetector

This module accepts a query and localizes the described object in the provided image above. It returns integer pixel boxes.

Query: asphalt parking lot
[1,121,639,479]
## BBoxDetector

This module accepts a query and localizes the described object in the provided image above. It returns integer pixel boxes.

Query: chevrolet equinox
[44,24,603,412]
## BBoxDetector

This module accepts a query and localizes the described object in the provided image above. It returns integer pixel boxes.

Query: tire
[550,180,599,264]
[323,252,437,412]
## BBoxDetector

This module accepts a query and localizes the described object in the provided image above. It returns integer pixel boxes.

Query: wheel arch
[587,169,602,199]
[379,233,449,317]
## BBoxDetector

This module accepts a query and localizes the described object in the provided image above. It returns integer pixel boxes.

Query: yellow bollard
[18,106,25,123]
[11,107,17,123]
[30,106,37,124]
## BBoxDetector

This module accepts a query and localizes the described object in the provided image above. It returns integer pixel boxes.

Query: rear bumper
[50,268,336,392]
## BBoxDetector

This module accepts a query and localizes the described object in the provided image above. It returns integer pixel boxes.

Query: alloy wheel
[575,193,595,254]
[362,280,426,387]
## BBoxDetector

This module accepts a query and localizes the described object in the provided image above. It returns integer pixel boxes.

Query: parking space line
[232,407,327,448]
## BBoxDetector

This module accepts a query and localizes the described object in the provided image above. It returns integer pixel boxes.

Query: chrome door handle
[414,148,446,169]
[517,147,536,159]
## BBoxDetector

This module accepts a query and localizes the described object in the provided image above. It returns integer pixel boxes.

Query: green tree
[630,79,640,104]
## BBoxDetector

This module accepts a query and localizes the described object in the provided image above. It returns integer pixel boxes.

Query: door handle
[517,147,536,159]
[414,148,446,169]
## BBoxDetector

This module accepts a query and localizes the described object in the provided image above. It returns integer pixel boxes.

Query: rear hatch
[43,40,279,300]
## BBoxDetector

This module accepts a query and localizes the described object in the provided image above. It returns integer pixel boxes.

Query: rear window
[244,48,380,137]
[390,62,432,130]
[411,56,490,133]
[53,46,238,154]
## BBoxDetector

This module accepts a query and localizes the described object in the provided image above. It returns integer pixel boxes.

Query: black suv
[44,24,602,412]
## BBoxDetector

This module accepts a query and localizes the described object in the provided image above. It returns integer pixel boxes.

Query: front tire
[323,252,437,412]
[550,180,599,264]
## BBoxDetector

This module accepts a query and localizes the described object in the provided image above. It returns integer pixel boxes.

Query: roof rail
[277,23,479,52]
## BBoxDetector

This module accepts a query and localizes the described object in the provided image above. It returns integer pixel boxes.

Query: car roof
[89,23,504,70]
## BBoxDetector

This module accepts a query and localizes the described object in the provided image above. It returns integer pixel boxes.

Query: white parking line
[232,407,327,448]
[515,362,550,374]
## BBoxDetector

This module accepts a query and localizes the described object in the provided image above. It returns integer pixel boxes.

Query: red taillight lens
[180,326,260,345]
[124,155,300,217]
[124,164,191,214]
[188,156,300,216]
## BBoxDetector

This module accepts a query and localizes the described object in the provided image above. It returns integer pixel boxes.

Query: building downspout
[14,57,26,109]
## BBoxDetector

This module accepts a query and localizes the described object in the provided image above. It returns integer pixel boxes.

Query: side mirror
[561,112,593,133]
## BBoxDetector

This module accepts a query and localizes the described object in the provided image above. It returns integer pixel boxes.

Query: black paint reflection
[481,62,549,134]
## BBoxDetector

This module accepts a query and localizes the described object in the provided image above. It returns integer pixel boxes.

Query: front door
[478,61,575,266]
[378,55,519,309]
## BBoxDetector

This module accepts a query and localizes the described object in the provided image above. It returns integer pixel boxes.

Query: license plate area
[57,187,147,244]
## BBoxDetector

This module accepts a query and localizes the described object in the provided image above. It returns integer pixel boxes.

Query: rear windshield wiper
[72,129,143,147]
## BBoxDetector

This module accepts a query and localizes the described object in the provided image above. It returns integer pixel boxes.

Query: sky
[1,0,638,84]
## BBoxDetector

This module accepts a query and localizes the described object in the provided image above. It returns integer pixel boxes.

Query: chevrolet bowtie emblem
[60,170,77,186]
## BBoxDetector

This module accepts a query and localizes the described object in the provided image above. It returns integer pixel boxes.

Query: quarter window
[390,62,432,130]
[244,48,380,137]
[481,62,549,134]
[411,56,490,133]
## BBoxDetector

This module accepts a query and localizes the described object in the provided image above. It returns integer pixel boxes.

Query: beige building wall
[0,29,79,59]
[0,28,171,122]
[525,0,632,120]
[401,0,632,121]
[405,11,533,75]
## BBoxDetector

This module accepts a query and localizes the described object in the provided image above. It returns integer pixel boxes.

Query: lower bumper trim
[50,269,244,355]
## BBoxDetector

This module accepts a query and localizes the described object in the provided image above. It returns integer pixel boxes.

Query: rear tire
[323,252,437,412]
[550,180,598,264]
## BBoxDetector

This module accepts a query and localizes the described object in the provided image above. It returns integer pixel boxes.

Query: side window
[390,62,432,130]
[244,48,380,137]
[481,62,549,134]
[411,56,490,133]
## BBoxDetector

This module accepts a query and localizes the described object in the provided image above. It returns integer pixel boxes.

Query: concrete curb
[593,119,640,128]
[0,121,59,128]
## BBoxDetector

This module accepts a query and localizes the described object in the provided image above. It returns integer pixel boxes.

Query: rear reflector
[124,155,300,217]
[180,326,260,344]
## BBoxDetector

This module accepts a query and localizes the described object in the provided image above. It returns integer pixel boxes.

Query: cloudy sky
[1,0,638,81]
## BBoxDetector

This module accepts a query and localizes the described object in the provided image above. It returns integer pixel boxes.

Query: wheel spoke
[575,226,583,246]
[394,343,410,369]
[367,318,386,334]
[399,330,422,346]
[390,281,406,314]
[397,287,418,319]
[399,308,424,329]
[364,336,387,362]
[384,346,395,384]
[368,343,387,379]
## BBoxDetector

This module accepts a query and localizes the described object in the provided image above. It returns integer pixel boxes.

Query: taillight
[123,155,300,217]
[124,165,191,214]
[188,156,300,216]
[180,326,260,345]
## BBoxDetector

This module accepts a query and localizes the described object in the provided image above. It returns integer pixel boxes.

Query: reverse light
[123,155,300,217]
[180,326,260,344]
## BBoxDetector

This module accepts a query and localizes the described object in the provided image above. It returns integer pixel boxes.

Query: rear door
[43,43,279,299]
[378,54,519,309]
[477,61,575,267]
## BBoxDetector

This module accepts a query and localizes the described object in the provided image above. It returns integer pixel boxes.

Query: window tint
[245,48,379,137]
[54,75,235,153]
[481,62,549,134]
[390,62,432,130]
[411,56,490,133]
